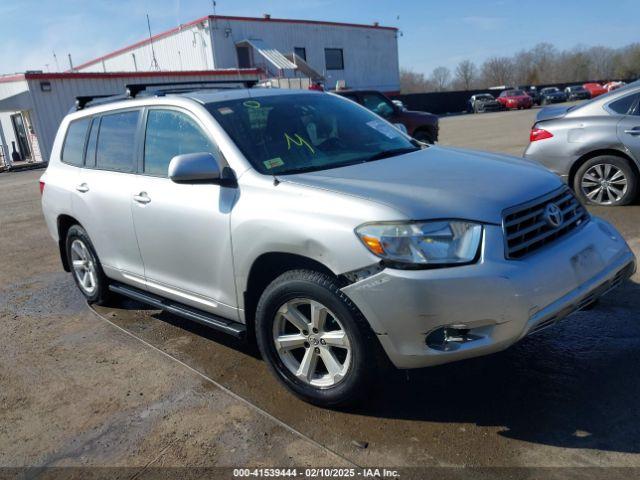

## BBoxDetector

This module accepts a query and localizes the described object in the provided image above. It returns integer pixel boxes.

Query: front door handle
[624,128,640,135]
[133,192,151,204]
[75,183,89,193]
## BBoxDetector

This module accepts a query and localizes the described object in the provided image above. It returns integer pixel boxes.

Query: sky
[1,0,638,76]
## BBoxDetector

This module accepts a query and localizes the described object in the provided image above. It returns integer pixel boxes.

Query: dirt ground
[2,108,640,478]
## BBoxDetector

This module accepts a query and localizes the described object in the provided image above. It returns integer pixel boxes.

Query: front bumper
[342,217,636,369]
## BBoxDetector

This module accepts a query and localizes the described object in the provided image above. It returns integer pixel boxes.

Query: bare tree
[430,66,451,91]
[481,56,514,87]
[454,60,477,90]
[399,68,434,93]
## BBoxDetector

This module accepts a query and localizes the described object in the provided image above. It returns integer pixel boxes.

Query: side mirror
[168,152,222,184]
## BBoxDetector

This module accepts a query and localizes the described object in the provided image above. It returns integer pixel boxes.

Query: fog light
[426,325,482,351]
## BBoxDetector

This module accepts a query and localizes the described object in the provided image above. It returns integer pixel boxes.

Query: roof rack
[125,79,258,98]
[74,79,258,111]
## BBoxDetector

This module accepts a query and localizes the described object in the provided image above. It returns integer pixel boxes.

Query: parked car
[525,80,640,206]
[518,85,540,105]
[604,81,626,92]
[564,85,591,101]
[497,89,533,109]
[468,93,502,113]
[539,87,567,105]
[336,89,438,143]
[583,82,607,98]
[41,86,635,407]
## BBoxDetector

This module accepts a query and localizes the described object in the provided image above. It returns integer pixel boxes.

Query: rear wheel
[574,155,637,206]
[255,270,378,407]
[66,225,112,304]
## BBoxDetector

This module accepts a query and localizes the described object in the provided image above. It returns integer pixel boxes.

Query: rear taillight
[530,127,553,142]
[39,180,45,195]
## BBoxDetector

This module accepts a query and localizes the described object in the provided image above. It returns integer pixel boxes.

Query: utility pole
[147,14,160,71]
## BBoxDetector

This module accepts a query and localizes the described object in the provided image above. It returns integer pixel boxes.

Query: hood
[536,105,571,122]
[279,146,562,224]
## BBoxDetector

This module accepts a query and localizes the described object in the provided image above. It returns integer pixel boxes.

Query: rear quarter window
[608,93,640,115]
[61,118,91,166]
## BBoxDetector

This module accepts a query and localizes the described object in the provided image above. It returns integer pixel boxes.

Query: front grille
[503,186,589,259]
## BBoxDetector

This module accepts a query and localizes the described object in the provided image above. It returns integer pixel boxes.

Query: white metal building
[0,69,259,167]
[74,14,400,93]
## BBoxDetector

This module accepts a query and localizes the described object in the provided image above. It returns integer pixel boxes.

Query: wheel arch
[242,252,338,339]
[569,148,640,188]
[57,214,83,272]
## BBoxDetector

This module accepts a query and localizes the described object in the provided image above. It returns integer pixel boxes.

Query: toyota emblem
[543,203,563,228]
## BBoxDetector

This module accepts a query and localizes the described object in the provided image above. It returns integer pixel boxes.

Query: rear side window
[96,110,139,172]
[143,109,216,176]
[608,93,640,115]
[61,118,90,166]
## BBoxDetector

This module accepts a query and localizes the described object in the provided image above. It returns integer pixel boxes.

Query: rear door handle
[133,192,151,204]
[75,183,89,193]
[624,129,640,135]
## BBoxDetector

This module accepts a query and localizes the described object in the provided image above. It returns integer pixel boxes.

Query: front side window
[361,93,395,118]
[144,109,216,176]
[206,93,418,176]
[96,110,139,172]
[61,118,91,166]
[324,48,344,70]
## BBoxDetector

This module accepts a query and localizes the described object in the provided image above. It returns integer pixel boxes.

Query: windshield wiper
[364,146,420,162]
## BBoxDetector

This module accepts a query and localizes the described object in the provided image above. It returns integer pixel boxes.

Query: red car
[582,82,607,98]
[497,89,533,110]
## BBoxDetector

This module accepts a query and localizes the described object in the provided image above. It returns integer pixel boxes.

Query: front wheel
[413,129,435,144]
[255,270,378,407]
[573,155,637,206]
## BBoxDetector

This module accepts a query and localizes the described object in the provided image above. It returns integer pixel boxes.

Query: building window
[324,48,344,70]
[294,47,306,62]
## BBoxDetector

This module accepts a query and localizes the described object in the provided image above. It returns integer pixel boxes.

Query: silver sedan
[524,81,640,206]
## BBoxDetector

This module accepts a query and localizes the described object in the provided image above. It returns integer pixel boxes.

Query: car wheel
[574,156,637,206]
[255,269,378,407]
[413,129,435,144]
[66,224,112,304]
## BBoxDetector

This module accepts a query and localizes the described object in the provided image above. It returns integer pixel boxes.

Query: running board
[108,283,246,338]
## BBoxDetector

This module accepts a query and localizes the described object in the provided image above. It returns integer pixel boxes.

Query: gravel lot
[1,107,639,477]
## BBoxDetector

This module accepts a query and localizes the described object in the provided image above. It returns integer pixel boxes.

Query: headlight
[355,220,483,267]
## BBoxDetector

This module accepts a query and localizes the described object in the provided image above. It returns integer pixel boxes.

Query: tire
[255,269,379,408]
[573,155,637,206]
[65,224,112,304]
[413,129,435,144]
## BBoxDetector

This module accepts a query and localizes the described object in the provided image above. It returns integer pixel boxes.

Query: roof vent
[263,13,271,19]
[373,21,379,26]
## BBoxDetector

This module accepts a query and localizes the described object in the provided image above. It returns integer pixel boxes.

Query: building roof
[74,14,398,71]
[0,69,261,84]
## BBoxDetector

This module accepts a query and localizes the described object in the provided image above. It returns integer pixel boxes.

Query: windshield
[542,87,559,94]
[206,93,419,175]
[504,90,525,96]
[477,94,493,100]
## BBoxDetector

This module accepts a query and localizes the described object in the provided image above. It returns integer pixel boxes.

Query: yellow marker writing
[284,133,315,154]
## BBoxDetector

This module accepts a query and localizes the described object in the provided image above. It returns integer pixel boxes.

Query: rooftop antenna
[146,14,161,71]
[52,51,60,71]
[67,53,74,71]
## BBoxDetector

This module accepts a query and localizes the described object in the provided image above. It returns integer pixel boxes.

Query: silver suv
[41,85,636,407]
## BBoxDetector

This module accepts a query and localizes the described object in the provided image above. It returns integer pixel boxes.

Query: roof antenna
[146,14,161,71]
[52,51,60,71]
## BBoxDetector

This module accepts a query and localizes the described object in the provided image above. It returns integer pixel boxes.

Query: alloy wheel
[70,239,98,295]
[580,163,628,205]
[273,298,351,388]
